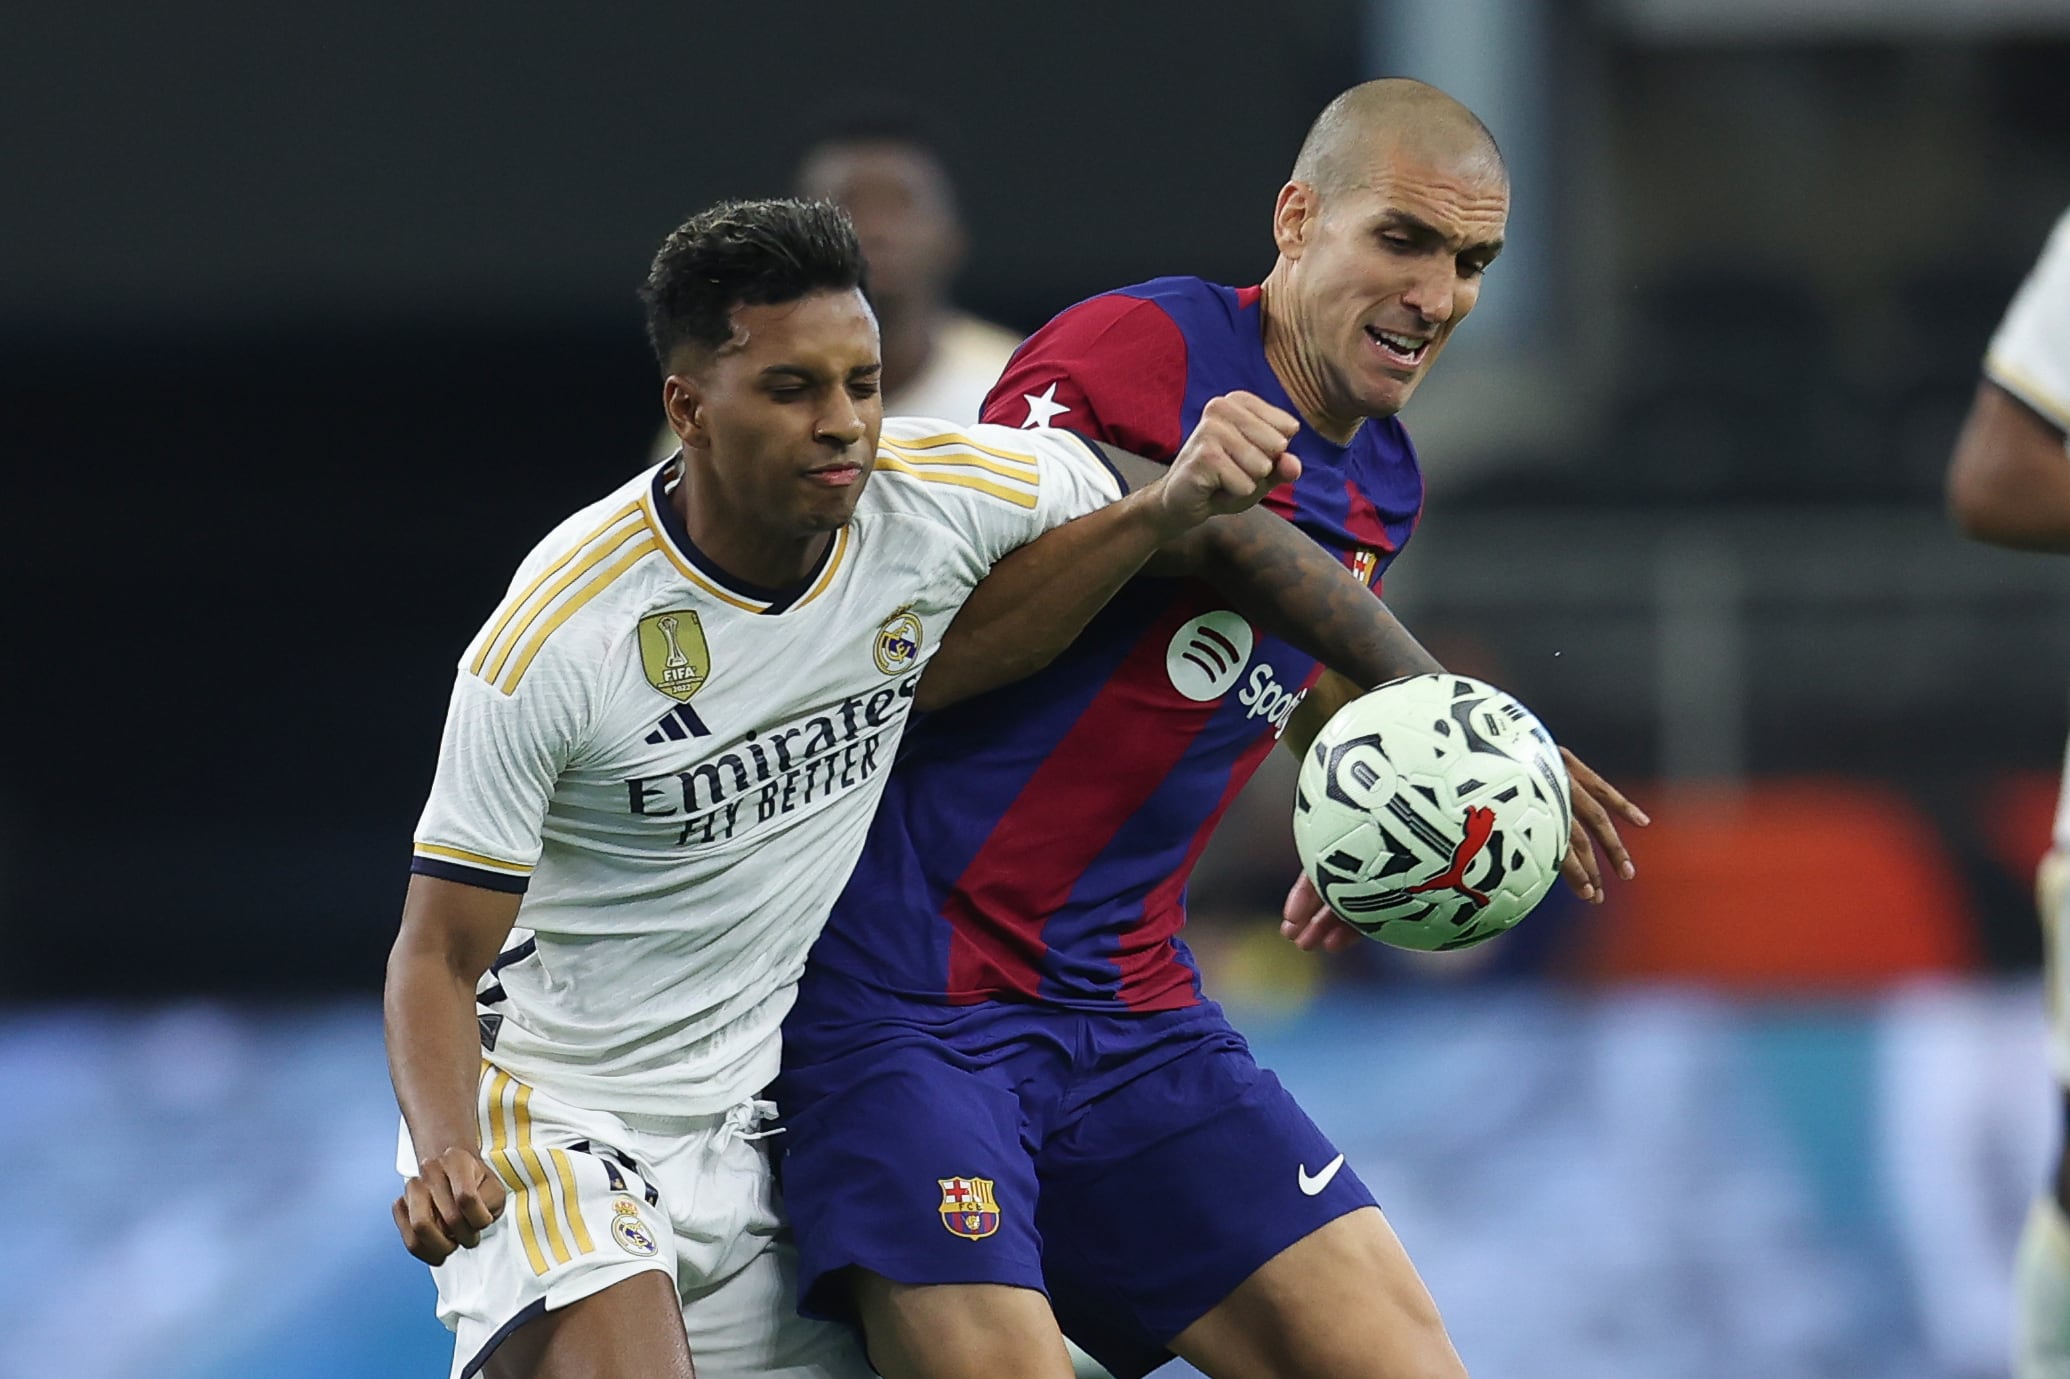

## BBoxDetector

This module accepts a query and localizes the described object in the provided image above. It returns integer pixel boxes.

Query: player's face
[681,289,885,537]
[1285,147,1508,419]
[796,143,963,308]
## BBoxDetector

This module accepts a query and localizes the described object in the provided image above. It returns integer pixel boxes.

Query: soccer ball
[1292,674,1572,951]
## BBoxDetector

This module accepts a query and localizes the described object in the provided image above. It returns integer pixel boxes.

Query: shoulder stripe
[790,524,852,612]
[414,842,535,875]
[497,537,658,694]
[875,455,1039,509]
[481,523,652,685]
[881,438,1041,483]
[472,503,644,677]
[884,430,1049,469]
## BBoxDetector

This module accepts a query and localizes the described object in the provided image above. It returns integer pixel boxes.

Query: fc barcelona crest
[937,1176,1000,1240]
[637,609,711,702]
[1349,548,1380,586]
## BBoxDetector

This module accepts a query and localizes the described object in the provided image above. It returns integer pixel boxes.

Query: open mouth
[1365,326,1431,369]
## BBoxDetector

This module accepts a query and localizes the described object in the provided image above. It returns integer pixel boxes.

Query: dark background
[7,0,2070,997]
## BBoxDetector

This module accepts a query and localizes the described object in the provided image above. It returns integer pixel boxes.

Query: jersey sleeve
[980,293,1191,460]
[874,417,1127,570]
[409,635,596,895]
[1986,208,2070,432]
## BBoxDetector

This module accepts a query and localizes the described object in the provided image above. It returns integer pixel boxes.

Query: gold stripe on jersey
[638,486,770,613]
[549,1148,597,1254]
[1988,355,2070,431]
[413,842,535,876]
[884,430,1050,472]
[512,1081,575,1266]
[483,522,653,687]
[497,537,659,695]
[471,502,643,678]
[881,437,1043,485]
[790,525,853,613]
[874,454,1040,509]
[484,1067,551,1274]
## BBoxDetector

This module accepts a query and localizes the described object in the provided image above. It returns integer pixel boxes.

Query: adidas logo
[645,702,711,744]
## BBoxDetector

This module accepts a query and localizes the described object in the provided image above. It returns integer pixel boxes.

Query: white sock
[2016,1194,2070,1379]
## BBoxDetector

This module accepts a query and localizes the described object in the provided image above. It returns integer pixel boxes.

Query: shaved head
[1259,78,1510,434]
[1290,78,1505,200]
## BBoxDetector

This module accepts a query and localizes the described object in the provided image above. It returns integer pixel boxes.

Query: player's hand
[1556,747,1648,905]
[393,1146,507,1266]
[1279,872,1364,954]
[1157,392,1302,532]
[1279,747,1650,946]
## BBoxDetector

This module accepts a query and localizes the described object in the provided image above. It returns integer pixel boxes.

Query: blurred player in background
[796,111,1022,420]
[1947,205,2070,1379]
[385,197,1307,1379]
[774,79,1646,1379]
[653,113,1018,460]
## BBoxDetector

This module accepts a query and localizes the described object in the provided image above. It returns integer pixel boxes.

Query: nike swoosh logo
[1297,1153,1346,1196]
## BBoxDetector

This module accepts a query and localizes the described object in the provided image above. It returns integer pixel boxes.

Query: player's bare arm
[1948,379,2070,550]
[384,874,521,1265]
[915,392,1301,712]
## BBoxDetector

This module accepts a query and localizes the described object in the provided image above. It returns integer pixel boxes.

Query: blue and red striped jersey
[805,277,1424,1010]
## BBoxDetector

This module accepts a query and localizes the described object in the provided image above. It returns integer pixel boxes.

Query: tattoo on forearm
[1203,509,1441,687]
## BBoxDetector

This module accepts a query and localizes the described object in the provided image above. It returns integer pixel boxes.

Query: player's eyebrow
[758,364,831,385]
[759,362,882,382]
[1378,209,1504,260]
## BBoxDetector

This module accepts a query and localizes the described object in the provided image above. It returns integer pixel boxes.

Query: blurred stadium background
[7,1,2070,1375]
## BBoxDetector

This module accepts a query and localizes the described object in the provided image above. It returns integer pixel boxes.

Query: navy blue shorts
[772,982,1375,1379]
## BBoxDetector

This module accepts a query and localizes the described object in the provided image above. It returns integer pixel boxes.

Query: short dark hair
[639,198,867,371]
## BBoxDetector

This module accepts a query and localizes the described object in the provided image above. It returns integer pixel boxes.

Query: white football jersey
[1988,208,2070,436]
[411,419,1124,1116]
[1985,208,2070,848]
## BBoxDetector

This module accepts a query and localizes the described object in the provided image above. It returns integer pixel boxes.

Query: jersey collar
[640,457,850,616]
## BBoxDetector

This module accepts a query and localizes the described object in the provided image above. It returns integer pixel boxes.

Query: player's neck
[1258,273,1362,446]
[670,461,832,591]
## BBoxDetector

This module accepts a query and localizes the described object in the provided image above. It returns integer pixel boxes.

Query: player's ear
[1272,181,1316,259]
[662,374,709,450]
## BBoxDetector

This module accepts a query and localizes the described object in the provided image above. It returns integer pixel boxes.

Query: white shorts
[2040,848,2070,1085]
[395,1063,869,1379]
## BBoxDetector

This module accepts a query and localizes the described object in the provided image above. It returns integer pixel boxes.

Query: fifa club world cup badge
[937,1176,1000,1240]
[637,609,712,702]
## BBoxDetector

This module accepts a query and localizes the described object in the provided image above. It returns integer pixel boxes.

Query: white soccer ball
[1292,674,1572,951]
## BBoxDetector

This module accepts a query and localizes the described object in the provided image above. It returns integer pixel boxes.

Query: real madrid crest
[637,609,712,702]
[610,1198,659,1257]
[873,607,924,676]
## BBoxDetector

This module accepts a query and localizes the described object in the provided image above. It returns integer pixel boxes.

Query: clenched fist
[1156,392,1303,531]
[393,1145,508,1266]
